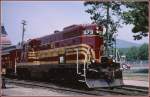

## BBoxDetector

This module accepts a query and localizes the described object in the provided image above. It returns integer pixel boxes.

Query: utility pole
[105,3,110,57]
[21,20,27,62]
[21,20,26,46]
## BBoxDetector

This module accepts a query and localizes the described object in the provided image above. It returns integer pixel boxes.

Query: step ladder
[76,48,91,83]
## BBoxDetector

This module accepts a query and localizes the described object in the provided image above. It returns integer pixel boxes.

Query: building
[0,25,11,48]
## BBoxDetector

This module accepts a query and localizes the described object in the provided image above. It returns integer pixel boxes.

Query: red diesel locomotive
[2,24,123,88]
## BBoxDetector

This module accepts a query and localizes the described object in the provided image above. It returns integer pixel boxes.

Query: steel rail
[5,78,148,96]
[116,86,148,94]
[6,79,101,96]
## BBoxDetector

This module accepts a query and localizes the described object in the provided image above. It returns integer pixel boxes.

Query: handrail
[76,47,89,77]
[76,48,79,74]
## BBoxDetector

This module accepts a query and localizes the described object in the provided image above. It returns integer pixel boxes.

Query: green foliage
[118,48,129,55]
[84,1,122,56]
[119,43,148,61]
[84,1,122,34]
[84,1,148,40]
[121,2,148,40]
[138,43,148,60]
[126,46,138,61]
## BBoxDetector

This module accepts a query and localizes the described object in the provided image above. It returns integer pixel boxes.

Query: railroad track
[5,78,148,96]
[5,78,102,96]
[95,85,148,96]
[117,85,148,94]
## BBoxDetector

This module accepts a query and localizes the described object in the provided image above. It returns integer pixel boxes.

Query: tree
[84,1,122,56]
[121,2,148,40]
[126,46,138,61]
[84,1,122,35]
[138,43,148,60]
[118,48,129,56]
[84,1,148,40]
[118,43,148,61]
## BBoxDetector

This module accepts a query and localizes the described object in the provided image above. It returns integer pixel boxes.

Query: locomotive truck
[2,24,123,88]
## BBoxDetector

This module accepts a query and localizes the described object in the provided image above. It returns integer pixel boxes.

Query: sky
[1,1,149,45]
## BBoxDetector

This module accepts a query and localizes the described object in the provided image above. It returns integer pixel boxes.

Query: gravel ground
[123,72,149,87]
[123,80,149,87]
[123,72,148,81]
[2,83,89,96]
[2,72,149,96]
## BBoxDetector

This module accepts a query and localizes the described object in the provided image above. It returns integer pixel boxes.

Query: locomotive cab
[77,24,123,88]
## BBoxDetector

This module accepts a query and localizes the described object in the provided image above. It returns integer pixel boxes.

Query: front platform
[85,78,124,88]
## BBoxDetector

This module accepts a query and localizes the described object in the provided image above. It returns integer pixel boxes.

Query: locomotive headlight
[96,27,99,34]
[96,26,106,35]
[96,30,99,34]
[92,59,95,63]
[96,27,101,34]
